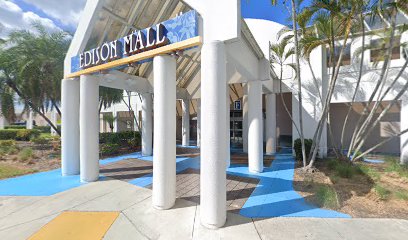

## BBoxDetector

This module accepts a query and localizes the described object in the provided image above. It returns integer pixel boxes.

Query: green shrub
[374,184,391,200]
[327,159,339,170]
[101,143,120,155]
[0,140,19,156]
[0,140,16,147]
[31,136,51,145]
[34,126,51,133]
[18,148,34,162]
[294,138,313,161]
[99,131,141,145]
[4,125,26,130]
[0,129,40,141]
[335,163,355,178]
[316,185,339,208]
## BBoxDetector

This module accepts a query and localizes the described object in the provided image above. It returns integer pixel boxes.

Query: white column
[0,111,7,129]
[248,81,263,173]
[197,99,201,147]
[153,55,176,210]
[265,93,276,154]
[80,75,100,182]
[401,100,408,165]
[61,79,80,176]
[242,84,248,153]
[26,110,33,129]
[112,111,118,133]
[226,87,231,168]
[51,109,58,136]
[200,41,227,229]
[182,98,190,146]
[141,93,153,156]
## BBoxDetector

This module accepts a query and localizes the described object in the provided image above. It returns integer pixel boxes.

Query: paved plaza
[1,152,408,239]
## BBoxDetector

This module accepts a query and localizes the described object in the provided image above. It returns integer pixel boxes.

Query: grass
[18,148,34,162]
[0,163,35,179]
[327,159,362,179]
[316,185,339,209]
[384,157,408,179]
[356,164,381,181]
[374,184,391,200]
[395,191,408,201]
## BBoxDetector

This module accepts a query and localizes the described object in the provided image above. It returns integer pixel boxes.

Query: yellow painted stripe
[65,36,202,79]
[29,211,120,240]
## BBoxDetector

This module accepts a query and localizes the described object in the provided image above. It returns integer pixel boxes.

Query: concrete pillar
[242,84,248,153]
[26,110,33,129]
[182,98,190,146]
[141,93,153,156]
[401,100,408,165]
[265,93,276,154]
[0,112,7,129]
[152,55,176,210]
[61,79,80,176]
[226,87,231,168]
[248,81,263,173]
[112,111,118,133]
[197,99,201,147]
[200,41,227,229]
[79,75,100,182]
[51,109,58,136]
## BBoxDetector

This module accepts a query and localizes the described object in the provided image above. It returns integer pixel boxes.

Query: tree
[272,0,408,166]
[271,0,308,167]
[0,23,70,135]
[102,114,117,132]
[99,86,124,112]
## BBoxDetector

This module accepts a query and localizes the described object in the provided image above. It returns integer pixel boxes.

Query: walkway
[1,179,407,239]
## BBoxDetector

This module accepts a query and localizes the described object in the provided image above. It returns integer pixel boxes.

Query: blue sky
[0,0,311,37]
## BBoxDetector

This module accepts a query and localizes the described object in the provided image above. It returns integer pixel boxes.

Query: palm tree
[270,0,308,167]
[0,23,70,135]
[99,87,124,112]
[102,114,117,132]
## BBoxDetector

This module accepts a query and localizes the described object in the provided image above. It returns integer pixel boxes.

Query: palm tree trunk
[6,80,60,135]
[290,0,307,167]
[340,14,365,152]
[308,10,354,168]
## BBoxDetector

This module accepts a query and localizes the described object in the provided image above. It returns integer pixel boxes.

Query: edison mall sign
[70,10,199,75]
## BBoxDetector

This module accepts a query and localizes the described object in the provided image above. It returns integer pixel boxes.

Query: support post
[80,75,100,182]
[401,100,408,165]
[26,110,33,129]
[226,87,231,168]
[200,41,227,229]
[61,79,80,176]
[182,98,190,146]
[152,55,177,210]
[141,93,153,156]
[248,81,263,173]
[265,93,276,154]
[197,99,201,147]
[51,109,58,136]
[242,84,248,153]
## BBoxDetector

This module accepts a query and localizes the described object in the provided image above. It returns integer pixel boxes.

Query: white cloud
[20,0,86,28]
[0,0,62,38]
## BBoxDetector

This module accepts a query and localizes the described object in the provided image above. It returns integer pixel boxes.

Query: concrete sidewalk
[1,179,407,240]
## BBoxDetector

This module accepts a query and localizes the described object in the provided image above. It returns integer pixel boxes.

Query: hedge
[5,125,60,133]
[4,125,26,130]
[99,131,141,146]
[0,129,41,141]
[294,138,313,161]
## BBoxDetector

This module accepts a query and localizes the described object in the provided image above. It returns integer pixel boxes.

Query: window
[326,43,351,67]
[370,36,401,62]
